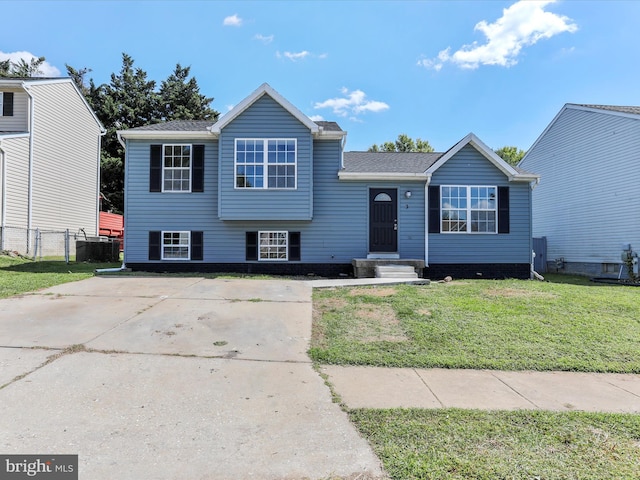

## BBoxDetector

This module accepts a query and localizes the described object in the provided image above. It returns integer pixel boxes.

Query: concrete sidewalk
[321,365,640,413]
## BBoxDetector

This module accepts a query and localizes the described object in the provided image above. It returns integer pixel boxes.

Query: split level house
[119,83,539,279]
[0,77,105,254]
[520,104,640,278]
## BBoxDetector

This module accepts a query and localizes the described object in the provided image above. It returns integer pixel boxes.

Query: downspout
[23,84,35,253]
[95,128,105,237]
[529,178,543,280]
[0,142,5,250]
[424,175,431,267]
[340,134,347,170]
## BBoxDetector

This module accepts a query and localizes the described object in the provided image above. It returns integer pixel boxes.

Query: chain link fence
[0,225,84,261]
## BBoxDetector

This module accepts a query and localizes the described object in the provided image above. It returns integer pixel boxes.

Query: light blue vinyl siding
[218,95,313,220]
[124,138,426,264]
[429,145,532,264]
[123,138,219,262]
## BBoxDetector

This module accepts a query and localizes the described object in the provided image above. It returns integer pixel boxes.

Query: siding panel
[218,95,313,220]
[520,108,640,264]
[428,145,532,264]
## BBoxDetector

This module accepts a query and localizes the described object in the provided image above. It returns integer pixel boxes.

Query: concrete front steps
[375,264,419,279]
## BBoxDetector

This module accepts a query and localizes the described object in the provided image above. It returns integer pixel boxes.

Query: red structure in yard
[99,212,124,251]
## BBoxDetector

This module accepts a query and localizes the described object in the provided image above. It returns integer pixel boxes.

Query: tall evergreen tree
[158,64,218,121]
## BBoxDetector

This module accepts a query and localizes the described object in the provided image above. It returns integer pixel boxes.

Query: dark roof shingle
[343,151,442,173]
[128,120,214,132]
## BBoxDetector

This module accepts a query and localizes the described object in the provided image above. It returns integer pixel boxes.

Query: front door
[369,188,397,253]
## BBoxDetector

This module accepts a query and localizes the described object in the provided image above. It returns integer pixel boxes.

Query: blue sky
[2,0,639,152]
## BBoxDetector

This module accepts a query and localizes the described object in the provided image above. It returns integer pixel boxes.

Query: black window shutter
[498,186,510,234]
[3,92,13,117]
[149,231,161,260]
[191,231,203,260]
[428,186,440,233]
[246,232,258,261]
[192,145,204,192]
[289,232,301,261]
[150,145,162,192]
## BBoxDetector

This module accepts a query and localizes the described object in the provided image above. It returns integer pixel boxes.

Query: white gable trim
[427,133,535,182]
[209,83,320,135]
[521,104,640,167]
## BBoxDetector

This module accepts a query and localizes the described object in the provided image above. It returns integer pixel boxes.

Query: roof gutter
[23,82,35,252]
[338,171,429,181]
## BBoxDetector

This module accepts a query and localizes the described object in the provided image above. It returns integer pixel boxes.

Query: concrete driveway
[0,277,384,480]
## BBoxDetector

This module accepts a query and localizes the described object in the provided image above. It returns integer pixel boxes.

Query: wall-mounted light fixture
[404,190,412,199]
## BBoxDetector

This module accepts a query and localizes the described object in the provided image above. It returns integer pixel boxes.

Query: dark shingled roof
[129,120,214,132]
[123,119,343,133]
[576,104,640,116]
[315,121,343,132]
[343,151,443,173]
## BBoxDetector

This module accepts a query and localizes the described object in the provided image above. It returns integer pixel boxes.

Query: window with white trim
[441,186,497,233]
[163,145,191,192]
[259,231,288,260]
[235,139,296,189]
[162,231,190,259]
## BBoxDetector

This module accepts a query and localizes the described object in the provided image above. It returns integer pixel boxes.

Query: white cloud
[314,87,389,118]
[420,0,577,70]
[0,50,61,76]
[279,50,310,61]
[254,34,274,44]
[276,50,327,62]
[309,114,324,122]
[223,14,242,27]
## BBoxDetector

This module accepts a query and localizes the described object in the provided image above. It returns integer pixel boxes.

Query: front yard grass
[0,256,120,299]
[309,275,640,372]
[350,408,640,479]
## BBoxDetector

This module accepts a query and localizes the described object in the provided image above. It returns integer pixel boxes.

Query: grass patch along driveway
[0,255,120,299]
[350,408,640,480]
[310,276,640,372]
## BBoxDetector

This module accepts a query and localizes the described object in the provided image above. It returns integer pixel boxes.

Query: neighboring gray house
[520,103,640,277]
[118,83,539,279]
[0,77,105,254]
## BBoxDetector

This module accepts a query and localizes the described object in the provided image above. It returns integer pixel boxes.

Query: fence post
[65,229,70,264]
[33,228,39,260]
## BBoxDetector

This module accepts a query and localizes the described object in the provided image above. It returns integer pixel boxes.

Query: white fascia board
[117,130,214,141]
[209,83,320,135]
[0,132,29,140]
[428,132,537,182]
[338,171,429,181]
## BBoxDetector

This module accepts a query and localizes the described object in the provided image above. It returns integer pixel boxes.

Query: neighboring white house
[0,78,105,255]
[519,104,640,278]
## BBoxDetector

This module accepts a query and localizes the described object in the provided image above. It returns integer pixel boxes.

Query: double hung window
[235,139,296,189]
[163,145,191,192]
[441,186,497,233]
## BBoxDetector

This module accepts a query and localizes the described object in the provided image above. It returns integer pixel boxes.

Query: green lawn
[0,255,120,298]
[310,276,640,372]
[350,409,640,480]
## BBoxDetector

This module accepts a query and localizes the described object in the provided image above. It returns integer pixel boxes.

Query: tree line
[2,54,525,214]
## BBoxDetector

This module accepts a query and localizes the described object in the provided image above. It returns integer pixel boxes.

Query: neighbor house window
[235,139,296,189]
[162,231,190,260]
[163,145,191,192]
[259,231,288,261]
[441,186,497,233]
[0,92,13,117]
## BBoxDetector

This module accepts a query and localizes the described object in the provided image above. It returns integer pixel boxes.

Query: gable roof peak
[209,82,322,135]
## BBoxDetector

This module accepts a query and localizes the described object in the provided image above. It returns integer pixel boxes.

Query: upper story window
[441,186,497,233]
[235,139,296,189]
[0,92,14,117]
[163,145,191,192]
